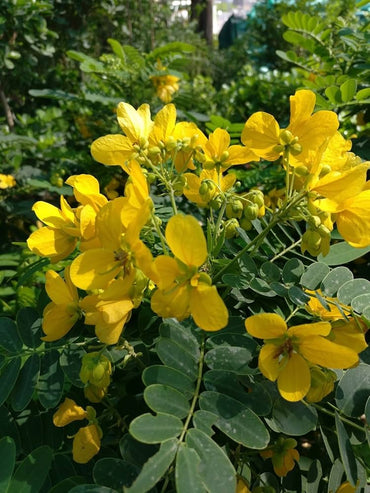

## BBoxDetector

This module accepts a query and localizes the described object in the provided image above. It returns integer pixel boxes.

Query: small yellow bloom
[150,214,228,331]
[197,127,258,171]
[80,352,112,389]
[53,398,87,427]
[151,74,180,103]
[42,266,80,341]
[305,366,336,403]
[236,477,252,493]
[183,168,236,207]
[241,90,338,167]
[260,437,299,477]
[0,173,16,189]
[306,290,350,321]
[72,424,101,464]
[328,318,368,355]
[335,481,357,493]
[245,313,359,401]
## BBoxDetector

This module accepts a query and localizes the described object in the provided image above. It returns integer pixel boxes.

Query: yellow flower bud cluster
[80,352,112,403]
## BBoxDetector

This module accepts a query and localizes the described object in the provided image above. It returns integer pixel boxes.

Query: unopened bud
[319,164,332,177]
[290,143,302,155]
[279,129,295,145]
[226,199,243,219]
[295,165,309,177]
[243,203,259,220]
[224,218,239,239]
[240,217,253,231]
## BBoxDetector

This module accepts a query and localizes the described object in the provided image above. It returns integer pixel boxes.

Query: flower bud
[239,217,253,231]
[199,180,217,202]
[80,352,112,390]
[224,218,239,239]
[290,143,302,155]
[226,199,244,219]
[306,366,336,403]
[243,203,259,220]
[209,194,223,210]
[279,129,295,145]
[308,215,321,229]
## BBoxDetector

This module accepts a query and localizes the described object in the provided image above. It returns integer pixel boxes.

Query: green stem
[309,402,368,433]
[178,335,205,443]
[151,212,168,255]
[270,238,302,262]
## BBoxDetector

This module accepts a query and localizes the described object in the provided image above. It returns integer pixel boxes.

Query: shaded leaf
[0,358,22,407]
[11,354,40,411]
[0,436,16,493]
[129,413,183,444]
[0,318,22,354]
[335,365,370,418]
[144,384,190,419]
[176,445,206,493]
[8,445,53,493]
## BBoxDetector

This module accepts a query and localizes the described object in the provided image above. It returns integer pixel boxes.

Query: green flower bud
[80,352,112,389]
[294,165,309,177]
[290,143,302,155]
[224,218,239,239]
[246,190,265,208]
[226,199,243,219]
[243,203,259,220]
[209,194,223,210]
[239,217,253,231]
[279,129,295,145]
[308,215,321,229]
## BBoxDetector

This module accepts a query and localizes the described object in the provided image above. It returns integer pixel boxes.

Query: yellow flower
[79,352,112,389]
[151,74,180,103]
[328,318,368,355]
[260,437,299,477]
[73,424,101,464]
[80,275,136,344]
[27,196,80,262]
[306,290,350,321]
[42,266,80,341]
[148,103,207,172]
[91,102,153,171]
[70,197,152,290]
[0,173,16,189]
[53,398,87,426]
[150,214,228,331]
[53,398,102,464]
[183,168,236,207]
[313,162,370,247]
[197,127,258,171]
[241,90,338,167]
[245,313,359,401]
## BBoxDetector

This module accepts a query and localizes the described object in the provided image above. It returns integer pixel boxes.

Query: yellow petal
[91,134,133,166]
[32,201,66,229]
[330,319,368,354]
[70,249,121,290]
[151,255,182,289]
[288,321,331,338]
[45,270,76,305]
[241,112,280,161]
[278,352,311,401]
[245,313,287,339]
[53,398,87,427]
[117,102,152,142]
[95,317,129,345]
[165,214,207,267]
[289,90,316,125]
[72,424,101,464]
[299,336,359,368]
[42,302,79,341]
[151,103,176,143]
[258,343,283,381]
[151,285,191,321]
[208,128,230,157]
[225,145,259,166]
[336,190,370,248]
[27,227,77,261]
[183,173,208,207]
[189,284,228,331]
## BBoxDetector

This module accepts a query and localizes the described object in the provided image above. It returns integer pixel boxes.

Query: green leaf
[266,397,318,436]
[70,486,117,493]
[8,445,53,493]
[288,285,311,305]
[0,318,22,353]
[11,354,40,411]
[29,88,79,101]
[335,412,358,486]
[260,262,281,282]
[160,320,200,359]
[119,434,158,468]
[328,459,345,493]
[282,259,305,284]
[320,267,353,297]
[37,350,64,409]
[249,278,276,297]
[192,410,217,436]
[306,459,322,493]
[337,279,370,306]
[300,262,330,290]
[176,445,206,493]
[0,407,20,452]
[199,391,269,449]
[0,358,22,407]
[335,364,370,418]
[48,477,86,493]
[93,458,138,490]
[142,365,194,400]
[125,438,178,493]
[129,413,183,444]
[325,85,342,104]
[351,293,370,314]
[356,87,370,100]
[107,38,125,61]
[144,384,190,419]
[340,79,357,103]
[156,338,198,380]
[319,242,370,266]
[204,346,255,374]
[186,428,236,493]
[0,437,16,493]
[16,308,43,348]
